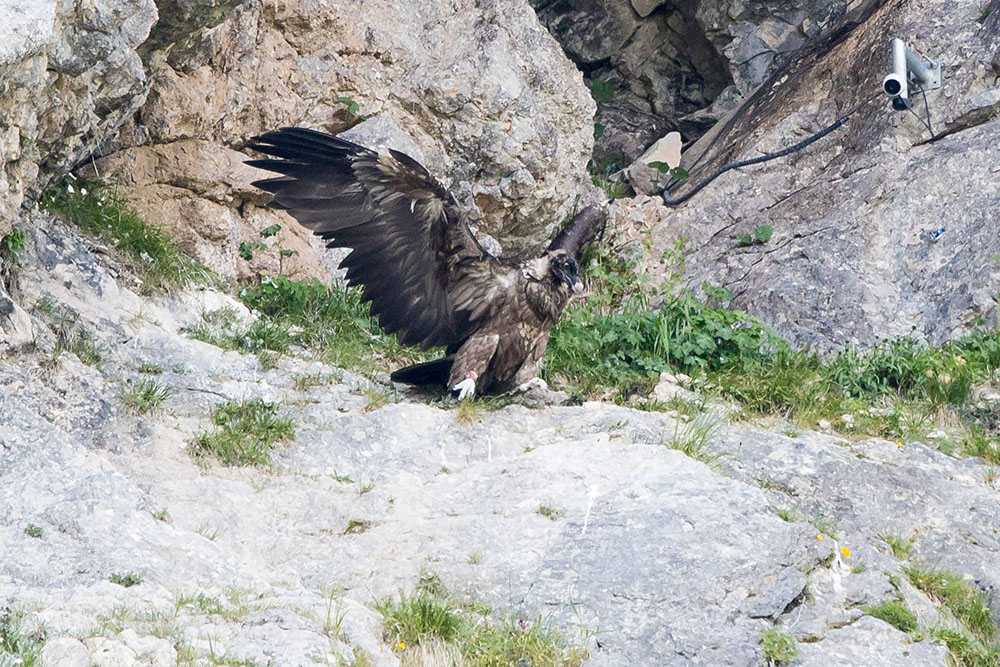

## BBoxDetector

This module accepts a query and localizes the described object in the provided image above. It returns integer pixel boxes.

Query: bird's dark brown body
[246,127,603,398]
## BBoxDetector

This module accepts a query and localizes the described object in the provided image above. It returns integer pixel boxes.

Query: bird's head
[547,250,582,293]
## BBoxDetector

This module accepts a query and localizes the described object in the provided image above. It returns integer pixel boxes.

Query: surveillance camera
[882,73,904,97]
[883,38,941,111]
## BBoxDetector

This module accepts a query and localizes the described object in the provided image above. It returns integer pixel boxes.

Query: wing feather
[247,127,506,349]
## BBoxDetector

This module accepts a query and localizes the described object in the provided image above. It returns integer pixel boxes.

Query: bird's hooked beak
[551,255,582,293]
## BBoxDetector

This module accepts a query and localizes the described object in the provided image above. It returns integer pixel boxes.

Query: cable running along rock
[661,93,881,208]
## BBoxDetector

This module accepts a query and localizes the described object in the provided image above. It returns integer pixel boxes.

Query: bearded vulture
[247,127,604,399]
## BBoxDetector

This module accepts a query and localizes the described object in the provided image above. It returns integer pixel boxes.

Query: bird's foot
[451,372,477,400]
[515,377,548,393]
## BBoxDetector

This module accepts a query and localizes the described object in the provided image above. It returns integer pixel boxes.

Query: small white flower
[81,187,88,196]
[66,183,75,193]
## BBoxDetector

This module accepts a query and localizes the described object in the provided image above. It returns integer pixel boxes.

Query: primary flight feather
[247,126,604,398]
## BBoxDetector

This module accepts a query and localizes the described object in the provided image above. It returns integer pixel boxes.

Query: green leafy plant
[547,242,781,396]
[647,161,689,181]
[0,608,45,667]
[593,123,605,140]
[191,398,295,466]
[23,524,42,539]
[239,223,298,276]
[588,155,630,199]
[42,179,212,294]
[737,225,773,247]
[0,226,26,291]
[546,240,1000,445]
[590,79,615,102]
[337,96,361,115]
[760,628,798,665]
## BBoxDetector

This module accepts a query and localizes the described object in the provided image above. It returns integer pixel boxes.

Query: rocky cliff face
[621,0,1000,348]
[530,0,886,164]
[2,0,599,282]
[0,0,157,237]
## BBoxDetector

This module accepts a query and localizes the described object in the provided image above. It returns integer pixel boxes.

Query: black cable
[901,95,933,136]
[661,93,881,207]
[916,83,934,136]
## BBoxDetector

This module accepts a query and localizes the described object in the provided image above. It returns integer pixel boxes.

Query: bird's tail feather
[390,356,454,386]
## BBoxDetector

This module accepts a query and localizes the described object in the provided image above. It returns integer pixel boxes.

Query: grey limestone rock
[3,219,986,664]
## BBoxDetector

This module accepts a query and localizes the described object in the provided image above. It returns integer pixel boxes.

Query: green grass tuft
[463,615,587,667]
[121,378,173,415]
[42,180,213,294]
[376,591,587,666]
[904,566,996,643]
[23,524,43,539]
[962,426,1000,466]
[109,572,143,588]
[881,534,915,559]
[183,276,427,374]
[238,276,427,372]
[865,600,918,633]
[377,593,463,646]
[34,298,102,367]
[663,415,723,466]
[760,627,798,665]
[929,626,1000,667]
[190,398,295,466]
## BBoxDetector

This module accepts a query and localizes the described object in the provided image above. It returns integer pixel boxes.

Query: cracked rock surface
[2,219,994,665]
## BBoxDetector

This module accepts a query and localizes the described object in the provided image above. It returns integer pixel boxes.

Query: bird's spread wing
[247,127,506,349]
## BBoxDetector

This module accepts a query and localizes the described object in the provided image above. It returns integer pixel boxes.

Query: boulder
[88,0,600,281]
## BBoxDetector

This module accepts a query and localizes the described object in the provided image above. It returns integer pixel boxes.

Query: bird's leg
[515,377,548,393]
[451,371,478,400]
[449,334,498,400]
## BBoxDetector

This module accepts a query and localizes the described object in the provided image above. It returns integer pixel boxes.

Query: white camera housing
[883,38,941,110]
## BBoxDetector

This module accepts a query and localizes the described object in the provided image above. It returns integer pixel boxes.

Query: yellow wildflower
[897,441,903,448]
[840,546,851,558]
[396,641,406,650]
[817,535,824,541]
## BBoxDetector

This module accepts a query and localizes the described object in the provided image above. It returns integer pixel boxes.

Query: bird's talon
[451,377,477,400]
